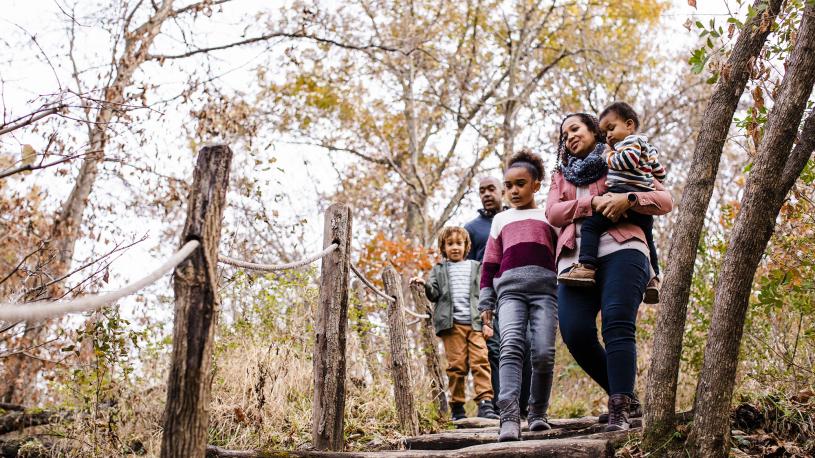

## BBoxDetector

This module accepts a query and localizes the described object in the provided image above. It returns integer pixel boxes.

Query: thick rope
[0,241,200,322]
[350,264,394,303]
[402,306,430,320]
[350,264,430,319]
[218,243,338,272]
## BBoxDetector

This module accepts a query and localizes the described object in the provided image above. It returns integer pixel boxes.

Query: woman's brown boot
[605,393,631,432]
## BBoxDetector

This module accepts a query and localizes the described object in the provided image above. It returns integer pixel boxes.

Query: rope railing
[350,263,430,319]
[402,305,431,320]
[218,243,338,272]
[0,241,200,322]
[350,264,394,302]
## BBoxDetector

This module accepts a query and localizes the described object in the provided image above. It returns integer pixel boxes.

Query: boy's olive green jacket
[424,260,483,336]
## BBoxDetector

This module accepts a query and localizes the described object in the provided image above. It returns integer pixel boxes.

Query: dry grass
[30,266,811,456]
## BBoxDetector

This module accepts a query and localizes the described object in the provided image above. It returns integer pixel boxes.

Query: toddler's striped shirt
[606,134,667,191]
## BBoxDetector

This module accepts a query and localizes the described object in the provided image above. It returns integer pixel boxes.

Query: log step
[406,416,642,450]
[207,437,613,457]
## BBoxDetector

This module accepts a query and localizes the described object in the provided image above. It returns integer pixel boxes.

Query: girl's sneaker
[498,419,521,441]
[557,263,596,287]
[527,413,551,432]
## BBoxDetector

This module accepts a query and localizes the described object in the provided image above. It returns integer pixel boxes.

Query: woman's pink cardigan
[545,172,673,262]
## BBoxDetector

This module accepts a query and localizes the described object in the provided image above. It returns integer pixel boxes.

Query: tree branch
[781,108,815,187]
[0,107,62,136]
[150,31,400,61]
[0,153,87,180]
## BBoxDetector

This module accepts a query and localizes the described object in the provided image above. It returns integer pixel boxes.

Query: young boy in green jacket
[411,227,498,421]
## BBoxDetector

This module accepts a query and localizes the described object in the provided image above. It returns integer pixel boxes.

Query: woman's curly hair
[507,148,545,181]
[555,113,606,170]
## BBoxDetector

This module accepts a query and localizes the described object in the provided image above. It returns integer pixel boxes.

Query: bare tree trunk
[50,0,175,278]
[687,9,815,455]
[161,145,232,458]
[382,266,419,436]
[312,204,352,451]
[409,283,449,417]
[642,0,783,449]
[0,0,180,410]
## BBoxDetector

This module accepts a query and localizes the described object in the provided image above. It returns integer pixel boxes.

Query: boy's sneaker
[476,400,499,419]
[451,403,467,421]
[557,263,597,287]
[644,276,661,304]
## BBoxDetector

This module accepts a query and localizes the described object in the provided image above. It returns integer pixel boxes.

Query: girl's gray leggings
[495,291,558,420]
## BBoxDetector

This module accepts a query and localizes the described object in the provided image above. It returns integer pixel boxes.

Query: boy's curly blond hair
[437,226,471,259]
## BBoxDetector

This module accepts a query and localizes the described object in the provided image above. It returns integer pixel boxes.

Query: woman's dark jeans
[558,249,649,396]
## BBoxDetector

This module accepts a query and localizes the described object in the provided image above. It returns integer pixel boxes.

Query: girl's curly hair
[507,148,545,181]
[555,113,606,170]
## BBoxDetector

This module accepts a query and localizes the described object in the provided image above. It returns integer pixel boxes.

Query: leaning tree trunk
[687,7,815,456]
[0,0,178,408]
[642,0,783,449]
[50,0,175,279]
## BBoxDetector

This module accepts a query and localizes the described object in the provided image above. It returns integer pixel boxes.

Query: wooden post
[161,145,232,458]
[312,203,352,451]
[409,283,449,417]
[382,266,420,436]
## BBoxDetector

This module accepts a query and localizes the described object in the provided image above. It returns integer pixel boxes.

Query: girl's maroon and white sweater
[477,208,558,313]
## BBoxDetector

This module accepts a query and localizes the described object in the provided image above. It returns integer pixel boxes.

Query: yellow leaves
[21,144,36,167]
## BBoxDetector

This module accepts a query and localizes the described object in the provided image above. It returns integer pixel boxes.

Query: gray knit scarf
[561,143,608,186]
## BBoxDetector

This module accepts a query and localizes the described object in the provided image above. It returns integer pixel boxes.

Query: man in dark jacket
[465,176,532,417]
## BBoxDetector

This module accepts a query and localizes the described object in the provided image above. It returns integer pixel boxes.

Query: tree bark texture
[160,145,232,458]
[382,266,420,436]
[642,0,784,449]
[312,204,352,451]
[687,6,815,456]
[409,283,449,416]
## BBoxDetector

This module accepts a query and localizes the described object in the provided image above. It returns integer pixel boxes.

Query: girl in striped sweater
[478,150,559,442]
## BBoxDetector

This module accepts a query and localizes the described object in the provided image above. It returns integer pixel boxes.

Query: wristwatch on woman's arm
[627,193,638,209]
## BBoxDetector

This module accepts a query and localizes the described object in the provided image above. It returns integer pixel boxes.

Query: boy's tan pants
[439,322,493,404]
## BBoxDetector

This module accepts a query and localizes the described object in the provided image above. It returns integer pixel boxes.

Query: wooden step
[406,416,641,450]
[207,437,613,457]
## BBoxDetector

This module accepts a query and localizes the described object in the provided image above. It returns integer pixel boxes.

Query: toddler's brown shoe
[557,263,597,287]
[644,276,661,304]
